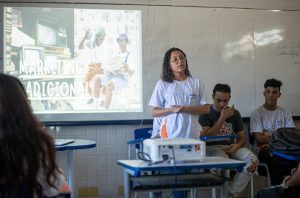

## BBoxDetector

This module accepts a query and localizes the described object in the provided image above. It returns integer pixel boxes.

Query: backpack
[270,127,300,155]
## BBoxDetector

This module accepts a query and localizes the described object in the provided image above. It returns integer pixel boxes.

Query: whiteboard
[143,7,300,118]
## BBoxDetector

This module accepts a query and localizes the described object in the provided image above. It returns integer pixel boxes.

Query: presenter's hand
[171,105,184,113]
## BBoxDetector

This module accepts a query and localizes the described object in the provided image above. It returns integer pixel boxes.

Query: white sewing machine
[143,138,206,163]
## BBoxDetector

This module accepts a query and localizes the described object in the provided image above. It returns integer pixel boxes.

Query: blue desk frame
[118,157,245,198]
[56,139,96,198]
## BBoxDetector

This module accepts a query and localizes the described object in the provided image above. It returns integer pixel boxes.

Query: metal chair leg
[212,188,216,198]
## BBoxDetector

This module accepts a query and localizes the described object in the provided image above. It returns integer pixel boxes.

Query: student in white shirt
[250,78,295,185]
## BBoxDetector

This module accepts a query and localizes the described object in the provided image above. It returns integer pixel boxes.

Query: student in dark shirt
[199,83,258,198]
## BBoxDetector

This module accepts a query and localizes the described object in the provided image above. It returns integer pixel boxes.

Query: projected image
[3,7,142,114]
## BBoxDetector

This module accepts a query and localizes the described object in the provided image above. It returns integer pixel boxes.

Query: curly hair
[0,74,61,197]
[161,47,191,82]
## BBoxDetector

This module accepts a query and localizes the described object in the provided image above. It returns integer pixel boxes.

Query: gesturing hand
[171,105,184,113]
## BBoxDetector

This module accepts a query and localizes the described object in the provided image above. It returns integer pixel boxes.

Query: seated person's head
[212,83,231,111]
[263,78,282,102]
[264,78,282,91]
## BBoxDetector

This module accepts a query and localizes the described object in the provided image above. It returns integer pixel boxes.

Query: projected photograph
[3,7,142,115]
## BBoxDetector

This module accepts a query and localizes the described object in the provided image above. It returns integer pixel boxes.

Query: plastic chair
[127,127,153,160]
[247,131,272,188]
[272,151,300,161]
[127,127,154,198]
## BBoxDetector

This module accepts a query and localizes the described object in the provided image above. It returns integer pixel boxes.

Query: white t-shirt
[149,77,207,139]
[152,117,162,138]
[250,105,295,134]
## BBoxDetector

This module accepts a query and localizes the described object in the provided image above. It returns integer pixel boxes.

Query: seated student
[0,74,67,198]
[198,83,258,198]
[250,78,295,185]
[256,161,300,198]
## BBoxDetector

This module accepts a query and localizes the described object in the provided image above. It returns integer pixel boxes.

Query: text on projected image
[4,7,142,114]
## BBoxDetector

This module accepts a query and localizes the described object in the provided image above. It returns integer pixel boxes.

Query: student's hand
[244,158,258,173]
[282,175,292,188]
[170,105,184,113]
[263,131,272,137]
[225,143,240,154]
[220,105,235,120]
[290,167,297,176]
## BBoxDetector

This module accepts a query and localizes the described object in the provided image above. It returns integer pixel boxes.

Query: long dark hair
[0,74,60,197]
[161,47,191,82]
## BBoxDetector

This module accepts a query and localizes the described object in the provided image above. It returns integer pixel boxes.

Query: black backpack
[270,127,300,155]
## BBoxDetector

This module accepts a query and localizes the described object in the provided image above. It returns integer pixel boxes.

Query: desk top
[56,139,96,151]
[118,157,245,175]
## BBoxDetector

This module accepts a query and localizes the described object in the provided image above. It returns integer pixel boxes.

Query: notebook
[55,139,75,146]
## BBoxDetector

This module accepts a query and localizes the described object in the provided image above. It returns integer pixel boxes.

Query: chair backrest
[247,126,256,151]
[127,127,153,159]
[134,127,153,149]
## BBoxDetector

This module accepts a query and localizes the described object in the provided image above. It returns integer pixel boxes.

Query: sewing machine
[143,138,206,163]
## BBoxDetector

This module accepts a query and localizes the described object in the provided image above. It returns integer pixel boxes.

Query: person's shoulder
[234,108,242,116]
[277,105,289,111]
[205,105,217,116]
[154,79,171,88]
[277,106,292,114]
[199,105,213,116]
[187,76,200,82]
[250,105,264,116]
[186,76,203,86]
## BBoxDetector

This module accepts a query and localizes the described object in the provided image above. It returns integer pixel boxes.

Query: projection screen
[1,4,144,123]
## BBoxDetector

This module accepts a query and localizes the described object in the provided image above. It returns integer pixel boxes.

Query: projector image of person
[143,138,206,163]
